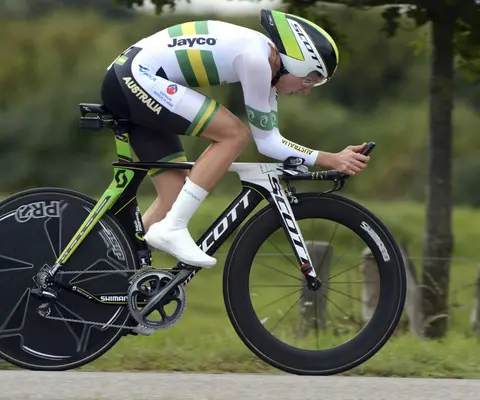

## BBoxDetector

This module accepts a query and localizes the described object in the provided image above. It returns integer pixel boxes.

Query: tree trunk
[421,4,455,339]
[470,265,480,336]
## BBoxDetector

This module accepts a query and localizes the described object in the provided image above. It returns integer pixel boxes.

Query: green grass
[88,194,480,377]
[1,191,480,377]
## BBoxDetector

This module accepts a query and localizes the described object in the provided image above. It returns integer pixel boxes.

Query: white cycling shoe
[144,219,217,268]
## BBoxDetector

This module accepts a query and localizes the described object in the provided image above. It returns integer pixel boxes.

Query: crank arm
[138,268,192,317]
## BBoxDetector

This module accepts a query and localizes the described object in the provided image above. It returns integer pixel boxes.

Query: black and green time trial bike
[0,103,406,375]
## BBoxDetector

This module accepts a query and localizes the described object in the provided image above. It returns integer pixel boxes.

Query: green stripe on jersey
[168,24,183,38]
[194,21,209,34]
[175,50,199,87]
[200,50,220,86]
[245,106,275,131]
[272,110,278,128]
[168,21,209,37]
[186,98,219,137]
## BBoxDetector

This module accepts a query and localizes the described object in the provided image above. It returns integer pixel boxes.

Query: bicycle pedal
[132,324,155,336]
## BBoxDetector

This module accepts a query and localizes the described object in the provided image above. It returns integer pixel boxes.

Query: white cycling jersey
[112,20,319,165]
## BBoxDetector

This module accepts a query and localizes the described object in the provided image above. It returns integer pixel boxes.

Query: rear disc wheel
[0,188,139,370]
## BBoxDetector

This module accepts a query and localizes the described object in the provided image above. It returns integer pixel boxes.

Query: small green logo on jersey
[115,55,128,66]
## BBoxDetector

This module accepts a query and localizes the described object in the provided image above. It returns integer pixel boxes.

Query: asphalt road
[0,371,479,400]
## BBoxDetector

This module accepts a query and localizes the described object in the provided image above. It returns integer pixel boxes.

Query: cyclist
[100,9,370,269]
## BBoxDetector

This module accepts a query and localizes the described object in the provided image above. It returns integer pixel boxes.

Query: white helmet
[261,9,340,84]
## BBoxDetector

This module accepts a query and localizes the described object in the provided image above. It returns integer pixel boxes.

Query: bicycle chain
[42,313,139,330]
[57,269,142,274]
[40,268,181,331]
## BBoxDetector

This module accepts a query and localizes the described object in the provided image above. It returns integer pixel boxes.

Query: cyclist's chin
[276,87,300,96]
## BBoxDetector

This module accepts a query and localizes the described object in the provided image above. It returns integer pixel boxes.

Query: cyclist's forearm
[314,151,337,170]
[253,130,319,166]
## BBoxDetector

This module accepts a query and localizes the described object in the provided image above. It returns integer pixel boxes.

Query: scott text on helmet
[291,21,325,76]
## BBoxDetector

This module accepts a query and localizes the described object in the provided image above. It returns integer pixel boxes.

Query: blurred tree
[115,0,178,13]
[301,0,479,341]
[1,0,133,19]
[275,0,480,339]
[117,0,480,339]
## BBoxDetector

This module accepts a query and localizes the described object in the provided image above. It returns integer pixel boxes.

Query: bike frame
[48,123,322,305]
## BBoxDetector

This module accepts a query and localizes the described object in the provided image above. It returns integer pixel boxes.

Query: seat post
[113,123,134,162]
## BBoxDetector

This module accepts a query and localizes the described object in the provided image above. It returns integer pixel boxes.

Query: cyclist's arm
[233,51,319,166]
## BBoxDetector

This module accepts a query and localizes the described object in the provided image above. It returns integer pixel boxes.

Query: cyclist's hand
[332,143,370,175]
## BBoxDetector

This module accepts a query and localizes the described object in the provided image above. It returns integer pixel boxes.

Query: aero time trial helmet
[260,9,339,85]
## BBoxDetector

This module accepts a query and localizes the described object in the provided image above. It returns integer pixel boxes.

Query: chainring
[127,269,187,332]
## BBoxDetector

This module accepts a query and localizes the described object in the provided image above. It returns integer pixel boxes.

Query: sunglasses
[302,76,328,87]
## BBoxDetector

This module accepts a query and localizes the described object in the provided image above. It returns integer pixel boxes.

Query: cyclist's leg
[142,101,250,268]
[136,106,250,234]
[143,97,251,267]
[188,105,250,192]
[102,47,251,267]
[101,48,189,233]
[143,171,187,232]
[128,125,188,232]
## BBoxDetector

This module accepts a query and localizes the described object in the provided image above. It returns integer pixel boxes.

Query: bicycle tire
[223,192,406,375]
[0,187,139,371]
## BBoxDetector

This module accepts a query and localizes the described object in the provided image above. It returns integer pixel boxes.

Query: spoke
[53,303,89,352]
[321,292,360,326]
[255,260,302,282]
[0,288,31,335]
[328,280,377,285]
[59,201,68,256]
[266,236,300,272]
[321,292,341,336]
[329,237,358,270]
[324,286,366,304]
[257,288,302,313]
[251,284,303,288]
[44,202,68,260]
[297,295,309,338]
[44,218,58,259]
[0,254,34,273]
[270,292,304,334]
[314,222,338,271]
[314,291,319,350]
[328,261,363,281]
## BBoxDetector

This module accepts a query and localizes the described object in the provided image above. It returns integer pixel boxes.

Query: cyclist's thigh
[102,46,246,152]
[128,47,247,142]
[101,47,189,177]
[129,125,187,179]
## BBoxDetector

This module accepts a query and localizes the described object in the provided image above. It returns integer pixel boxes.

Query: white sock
[163,177,209,230]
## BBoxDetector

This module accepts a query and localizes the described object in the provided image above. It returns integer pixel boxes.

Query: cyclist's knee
[228,120,250,149]
[202,106,251,148]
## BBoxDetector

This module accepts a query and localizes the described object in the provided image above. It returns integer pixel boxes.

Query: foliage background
[1,0,480,375]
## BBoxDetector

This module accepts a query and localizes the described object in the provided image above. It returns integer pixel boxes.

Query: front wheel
[223,193,406,375]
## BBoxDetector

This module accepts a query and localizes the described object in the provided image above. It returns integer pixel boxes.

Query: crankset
[127,268,187,335]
